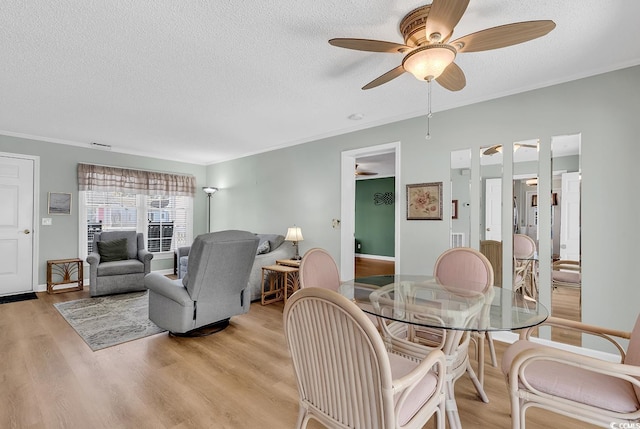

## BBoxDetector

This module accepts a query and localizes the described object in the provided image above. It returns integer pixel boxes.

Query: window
[77,163,196,260]
[79,191,193,259]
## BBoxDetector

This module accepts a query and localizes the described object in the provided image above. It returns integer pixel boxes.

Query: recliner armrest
[138,249,153,263]
[175,246,190,258]
[86,252,101,265]
[145,272,192,305]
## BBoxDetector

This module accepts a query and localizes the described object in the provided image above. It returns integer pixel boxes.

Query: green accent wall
[355,178,395,257]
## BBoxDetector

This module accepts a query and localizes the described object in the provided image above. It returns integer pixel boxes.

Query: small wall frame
[48,192,72,215]
[406,182,443,220]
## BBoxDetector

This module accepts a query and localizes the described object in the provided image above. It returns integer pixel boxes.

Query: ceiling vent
[90,142,111,151]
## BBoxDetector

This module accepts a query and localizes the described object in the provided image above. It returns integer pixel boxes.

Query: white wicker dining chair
[513,234,537,297]
[299,247,379,328]
[432,247,496,387]
[502,315,640,429]
[373,247,494,429]
[298,247,340,291]
[283,287,446,429]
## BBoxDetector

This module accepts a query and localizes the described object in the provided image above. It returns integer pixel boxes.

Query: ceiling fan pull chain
[426,79,432,140]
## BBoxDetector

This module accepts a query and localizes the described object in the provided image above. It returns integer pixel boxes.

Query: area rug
[0,292,38,304]
[54,291,166,351]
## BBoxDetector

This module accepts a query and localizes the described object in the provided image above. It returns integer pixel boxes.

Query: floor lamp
[203,187,218,232]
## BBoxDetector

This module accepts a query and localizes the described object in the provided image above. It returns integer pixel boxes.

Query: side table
[261,264,299,305]
[47,258,84,294]
[276,259,301,268]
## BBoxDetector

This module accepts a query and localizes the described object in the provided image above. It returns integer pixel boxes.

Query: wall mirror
[479,144,503,286]
[512,140,540,299]
[550,134,582,345]
[450,149,471,248]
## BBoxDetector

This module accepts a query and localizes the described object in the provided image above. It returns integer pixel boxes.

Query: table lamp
[285,226,304,260]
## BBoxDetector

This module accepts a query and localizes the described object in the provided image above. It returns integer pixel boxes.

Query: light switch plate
[42,218,52,226]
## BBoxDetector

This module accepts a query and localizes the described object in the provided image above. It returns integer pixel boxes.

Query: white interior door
[560,171,580,260]
[485,178,502,240]
[0,155,34,295]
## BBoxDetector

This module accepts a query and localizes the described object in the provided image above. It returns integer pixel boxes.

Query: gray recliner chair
[145,230,259,335]
[86,230,153,297]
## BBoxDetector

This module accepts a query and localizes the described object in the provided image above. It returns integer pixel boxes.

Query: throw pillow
[256,239,270,255]
[97,238,129,262]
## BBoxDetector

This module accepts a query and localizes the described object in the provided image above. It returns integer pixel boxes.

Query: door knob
[486,228,490,231]
[23,229,30,234]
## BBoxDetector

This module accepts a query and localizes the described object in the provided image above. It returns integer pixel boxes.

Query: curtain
[78,163,196,197]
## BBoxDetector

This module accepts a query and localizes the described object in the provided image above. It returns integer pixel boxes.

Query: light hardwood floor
[0,287,598,429]
[354,256,395,278]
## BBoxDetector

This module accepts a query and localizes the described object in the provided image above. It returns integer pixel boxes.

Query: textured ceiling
[1,1,639,165]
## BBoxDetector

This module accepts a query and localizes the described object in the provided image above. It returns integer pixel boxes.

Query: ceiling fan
[355,164,378,176]
[483,143,538,156]
[329,0,556,92]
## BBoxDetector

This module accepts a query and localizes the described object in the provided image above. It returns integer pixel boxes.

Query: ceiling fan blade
[483,145,501,156]
[329,38,410,53]
[424,0,470,43]
[451,20,556,53]
[436,62,466,91]
[362,65,406,90]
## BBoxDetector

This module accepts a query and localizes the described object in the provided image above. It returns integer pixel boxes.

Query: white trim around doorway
[340,142,400,280]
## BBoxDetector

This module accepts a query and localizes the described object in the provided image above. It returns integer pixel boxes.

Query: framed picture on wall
[406,182,443,220]
[452,199,458,219]
[48,192,72,215]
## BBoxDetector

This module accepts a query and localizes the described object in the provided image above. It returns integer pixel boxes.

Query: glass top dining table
[339,274,548,429]
[339,274,549,332]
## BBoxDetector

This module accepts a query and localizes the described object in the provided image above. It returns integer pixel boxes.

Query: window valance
[78,163,196,197]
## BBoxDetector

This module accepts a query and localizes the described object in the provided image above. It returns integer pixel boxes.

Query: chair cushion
[503,340,640,413]
[256,234,284,251]
[98,231,139,259]
[97,238,129,262]
[552,270,581,285]
[388,352,438,426]
[623,315,640,401]
[97,259,145,276]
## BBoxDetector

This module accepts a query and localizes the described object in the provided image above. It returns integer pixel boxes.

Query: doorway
[0,153,38,295]
[340,142,400,280]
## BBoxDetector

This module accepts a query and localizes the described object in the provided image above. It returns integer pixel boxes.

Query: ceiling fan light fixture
[402,44,456,81]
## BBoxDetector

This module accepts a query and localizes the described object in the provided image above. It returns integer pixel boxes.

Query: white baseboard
[35,268,176,294]
[355,254,395,262]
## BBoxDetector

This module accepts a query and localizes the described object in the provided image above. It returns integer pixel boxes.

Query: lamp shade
[203,186,218,195]
[285,227,304,242]
[402,44,456,81]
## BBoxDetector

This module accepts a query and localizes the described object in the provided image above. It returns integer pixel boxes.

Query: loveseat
[175,233,295,302]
